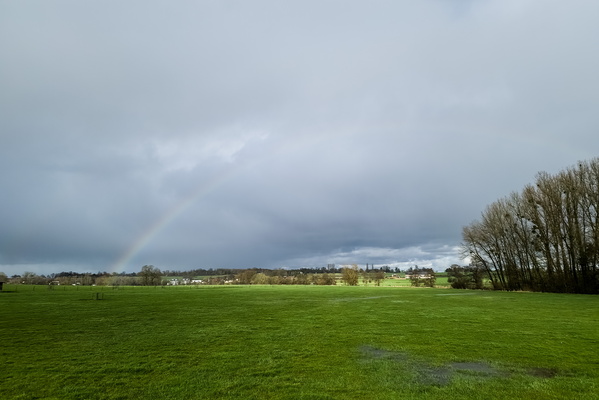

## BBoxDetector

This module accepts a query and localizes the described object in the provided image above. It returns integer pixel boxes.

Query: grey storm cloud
[2,0,599,275]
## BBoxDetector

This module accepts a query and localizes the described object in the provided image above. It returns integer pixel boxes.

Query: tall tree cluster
[139,265,162,286]
[462,159,599,294]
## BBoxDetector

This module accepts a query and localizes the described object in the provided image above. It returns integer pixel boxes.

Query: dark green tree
[446,264,485,289]
[139,265,162,286]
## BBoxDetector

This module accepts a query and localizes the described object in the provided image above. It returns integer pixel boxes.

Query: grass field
[1,284,597,399]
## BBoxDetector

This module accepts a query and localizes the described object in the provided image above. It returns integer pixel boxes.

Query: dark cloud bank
[1,1,599,275]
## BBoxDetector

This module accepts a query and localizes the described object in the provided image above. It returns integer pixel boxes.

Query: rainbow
[108,132,327,273]
[109,165,238,273]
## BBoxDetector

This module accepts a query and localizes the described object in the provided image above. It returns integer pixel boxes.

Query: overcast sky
[2,1,599,276]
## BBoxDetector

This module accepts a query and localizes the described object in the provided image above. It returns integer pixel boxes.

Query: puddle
[360,345,409,362]
[359,345,556,386]
[418,366,452,386]
[450,362,498,375]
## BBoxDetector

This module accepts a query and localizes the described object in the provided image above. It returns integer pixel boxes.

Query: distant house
[405,273,433,280]
[168,279,204,286]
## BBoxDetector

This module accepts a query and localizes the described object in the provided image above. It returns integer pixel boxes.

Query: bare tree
[139,265,162,286]
[341,265,359,286]
[373,271,386,286]
[235,269,257,284]
[462,158,599,294]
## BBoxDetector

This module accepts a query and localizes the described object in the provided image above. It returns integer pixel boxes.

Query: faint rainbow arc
[108,133,331,273]
[109,166,237,273]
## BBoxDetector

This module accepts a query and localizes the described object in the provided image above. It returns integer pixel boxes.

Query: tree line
[462,158,599,294]
[0,265,396,287]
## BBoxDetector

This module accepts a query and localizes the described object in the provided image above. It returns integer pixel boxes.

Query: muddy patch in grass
[450,362,499,375]
[360,345,410,363]
[359,345,557,386]
[418,362,506,385]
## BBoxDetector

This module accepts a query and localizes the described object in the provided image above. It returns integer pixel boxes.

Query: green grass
[1,284,597,399]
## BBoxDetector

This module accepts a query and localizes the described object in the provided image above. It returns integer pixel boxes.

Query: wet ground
[359,345,557,386]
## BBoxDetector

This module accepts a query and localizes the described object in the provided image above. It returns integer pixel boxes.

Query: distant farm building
[404,273,433,280]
